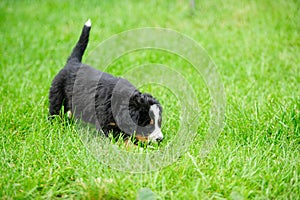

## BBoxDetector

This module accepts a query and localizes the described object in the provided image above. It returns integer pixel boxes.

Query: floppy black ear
[129,91,142,108]
[142,93,158,105]
[129,91,147,108]
[131,92,156,108]
[130,91,160,108]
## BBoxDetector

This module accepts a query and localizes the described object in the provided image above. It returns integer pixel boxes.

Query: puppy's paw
[66,110,73,119]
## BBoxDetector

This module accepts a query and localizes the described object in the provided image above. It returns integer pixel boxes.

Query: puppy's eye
[149,119,154,125]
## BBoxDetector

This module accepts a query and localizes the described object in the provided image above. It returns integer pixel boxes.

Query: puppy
[49,19,163,143]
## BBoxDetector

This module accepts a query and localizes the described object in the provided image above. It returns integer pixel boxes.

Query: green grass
[1,0,299,199]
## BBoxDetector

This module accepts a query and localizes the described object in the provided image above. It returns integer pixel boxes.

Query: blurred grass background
[0,0,299,199]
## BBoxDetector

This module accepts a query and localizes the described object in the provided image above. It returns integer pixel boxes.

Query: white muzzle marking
[148,104,163,142]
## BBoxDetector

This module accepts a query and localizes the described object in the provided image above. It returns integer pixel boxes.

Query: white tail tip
[85,19,91,27]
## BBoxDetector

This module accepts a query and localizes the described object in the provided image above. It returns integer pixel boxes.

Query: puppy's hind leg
[64,97,73,119]
[48,76,64,119]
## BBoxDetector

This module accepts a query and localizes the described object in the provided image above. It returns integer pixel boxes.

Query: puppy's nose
[156,136,163,143]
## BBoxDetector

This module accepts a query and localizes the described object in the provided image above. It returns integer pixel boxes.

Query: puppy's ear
[129,91,151,108]
[142,93,157,105]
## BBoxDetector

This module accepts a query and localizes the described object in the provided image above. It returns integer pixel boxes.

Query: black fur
[49,21,162,139]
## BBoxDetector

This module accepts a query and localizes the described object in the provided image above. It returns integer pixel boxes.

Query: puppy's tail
[67,19,91,63]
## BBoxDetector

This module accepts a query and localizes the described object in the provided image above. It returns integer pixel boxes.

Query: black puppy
[49,19,163,142]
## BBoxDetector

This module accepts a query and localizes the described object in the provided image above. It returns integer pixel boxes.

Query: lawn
[0,0,299,199]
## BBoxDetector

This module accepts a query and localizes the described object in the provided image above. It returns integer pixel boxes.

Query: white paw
[67,110,72,119]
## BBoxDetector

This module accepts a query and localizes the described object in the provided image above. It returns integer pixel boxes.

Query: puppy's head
[129,92,163,143]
